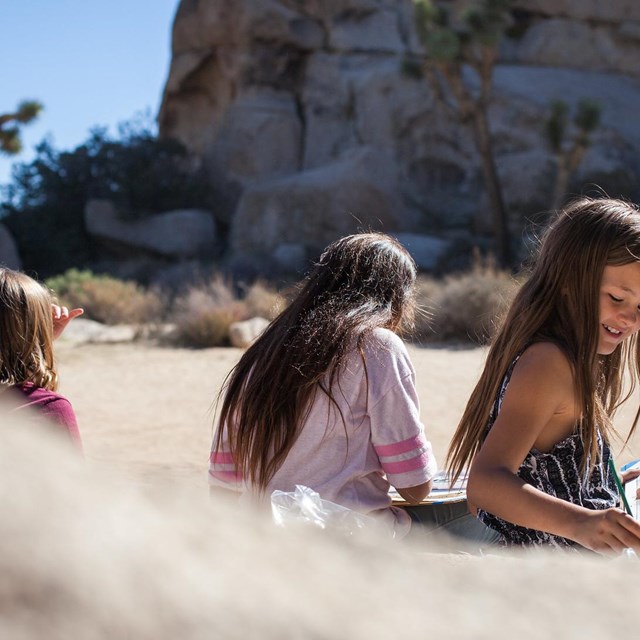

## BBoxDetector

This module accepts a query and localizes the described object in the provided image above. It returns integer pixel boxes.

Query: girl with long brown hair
[0,267,84,449]
[447,197,640,552]
[209,232,438,538]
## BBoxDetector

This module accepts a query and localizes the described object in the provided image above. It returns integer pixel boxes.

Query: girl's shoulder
[363,327,408,356]
[513,341,574,388]
[520,340,571,364]
[367,326,404,346]
[17,382,71,406]
[358,328,414,380]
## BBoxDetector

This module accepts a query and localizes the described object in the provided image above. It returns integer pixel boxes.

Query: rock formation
[158,0,640,269]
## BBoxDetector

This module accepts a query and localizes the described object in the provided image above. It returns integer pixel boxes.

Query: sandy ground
[5,339,640,639]
[55,340,640,489]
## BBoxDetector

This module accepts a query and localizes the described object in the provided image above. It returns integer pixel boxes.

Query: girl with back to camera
[0,267,84,450]
[447,197,640,553]
[209,232,438,538]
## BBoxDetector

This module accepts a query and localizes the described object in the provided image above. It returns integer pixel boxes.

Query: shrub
[46,269,166,325]
[415,263,520,344]
[171,276,248,348]
[242,280,286,320]
[412,275,439,339]
[1,115,217,278]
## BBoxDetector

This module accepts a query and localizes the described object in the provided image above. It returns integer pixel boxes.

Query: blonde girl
[447,197,640,553]
[0,268,83,449]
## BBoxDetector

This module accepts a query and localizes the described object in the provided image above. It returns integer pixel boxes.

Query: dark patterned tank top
[477,353,620,550]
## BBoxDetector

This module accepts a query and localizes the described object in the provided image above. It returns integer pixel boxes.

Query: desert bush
[1,115,217,278]
[46,269,166,325]
[171,276,248,348]
[242,280,287,320]
[415,263,520,344]
[412,275,440,339]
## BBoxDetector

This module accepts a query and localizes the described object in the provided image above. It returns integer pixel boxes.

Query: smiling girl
[447,197,640,553]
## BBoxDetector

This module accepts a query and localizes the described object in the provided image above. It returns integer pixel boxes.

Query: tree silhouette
[545,98,601,210]
[0,100,43,155]
[412,0,513,266]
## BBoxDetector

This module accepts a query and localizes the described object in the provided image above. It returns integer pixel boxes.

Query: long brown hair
[0,268,58,391]
[214,232,417,489]
[447,197,640,482]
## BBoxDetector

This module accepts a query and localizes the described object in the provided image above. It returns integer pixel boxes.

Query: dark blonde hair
[447,197,640,482]
[0,268,58,391]
[214,232,417,489]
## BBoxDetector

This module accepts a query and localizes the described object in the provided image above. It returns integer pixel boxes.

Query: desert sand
[4,338,640,639]
[56,340,640,489]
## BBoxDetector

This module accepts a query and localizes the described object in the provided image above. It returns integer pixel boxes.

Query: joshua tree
[545,98,601,210]
[0,100,43,155]
[412,0,513,266]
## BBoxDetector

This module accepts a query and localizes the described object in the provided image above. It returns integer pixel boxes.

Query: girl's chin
[598,326,625,355]
[597,341,620,355]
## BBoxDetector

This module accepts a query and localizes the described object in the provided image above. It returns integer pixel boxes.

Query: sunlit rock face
[158,0,640,266]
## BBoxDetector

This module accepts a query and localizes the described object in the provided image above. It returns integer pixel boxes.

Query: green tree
[545,98,601,210]
[412,0,513,266]
[0,117,216,278]
[0,100,43,155]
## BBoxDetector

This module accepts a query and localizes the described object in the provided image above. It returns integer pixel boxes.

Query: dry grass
[242,280,287,320]
[414,264,520,344]
[170,276,287,348]
[170,276,246,347]
[47,269,166,326]
[47,264,523,347]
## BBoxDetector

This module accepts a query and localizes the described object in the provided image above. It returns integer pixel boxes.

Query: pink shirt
[13,382,83,451]
[210,328,437,538]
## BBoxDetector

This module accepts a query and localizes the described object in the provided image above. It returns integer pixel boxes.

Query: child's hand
[622,467,640,486]
[572,507,640,555]
[52,304,84,339]
[622,466,640,500]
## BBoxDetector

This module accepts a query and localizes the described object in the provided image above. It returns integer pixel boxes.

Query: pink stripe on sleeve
[375,434,426,457]
[381,452,430,475]
[210,450,235,464]
[208,468,243,483]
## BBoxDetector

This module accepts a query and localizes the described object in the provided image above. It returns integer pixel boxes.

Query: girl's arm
[467,342,640,554]
[395,480,433,505]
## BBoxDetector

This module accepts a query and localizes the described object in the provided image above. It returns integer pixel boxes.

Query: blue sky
[1,0,180,186]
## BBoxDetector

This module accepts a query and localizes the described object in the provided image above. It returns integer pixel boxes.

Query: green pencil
[608,458,634,517]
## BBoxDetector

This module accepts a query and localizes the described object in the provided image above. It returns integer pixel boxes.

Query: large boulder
[210,88,303,185]
[85,200,218,260]
[393,233,451,272]
[300,53,360,171]
[301,53,436,171]
[329,7,405,53]
[158,0,640,263]
[57,318,138,344]
[230,146,405,255]
[160,0,323,156]
[272,243,309,274]
[513,0,640,22]
[229,317,270,349]
[503,18,640,75]
[493,66,640,148]
[171,0,324,54]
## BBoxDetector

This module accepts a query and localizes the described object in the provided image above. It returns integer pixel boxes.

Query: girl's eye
[609,294,623,303]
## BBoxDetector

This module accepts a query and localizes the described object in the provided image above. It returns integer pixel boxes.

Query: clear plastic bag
[270,484,376,536]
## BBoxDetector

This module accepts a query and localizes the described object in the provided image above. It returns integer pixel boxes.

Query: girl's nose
[620,307,640,330]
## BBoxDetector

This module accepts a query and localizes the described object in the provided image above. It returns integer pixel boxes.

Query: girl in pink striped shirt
[209,233,437,538]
